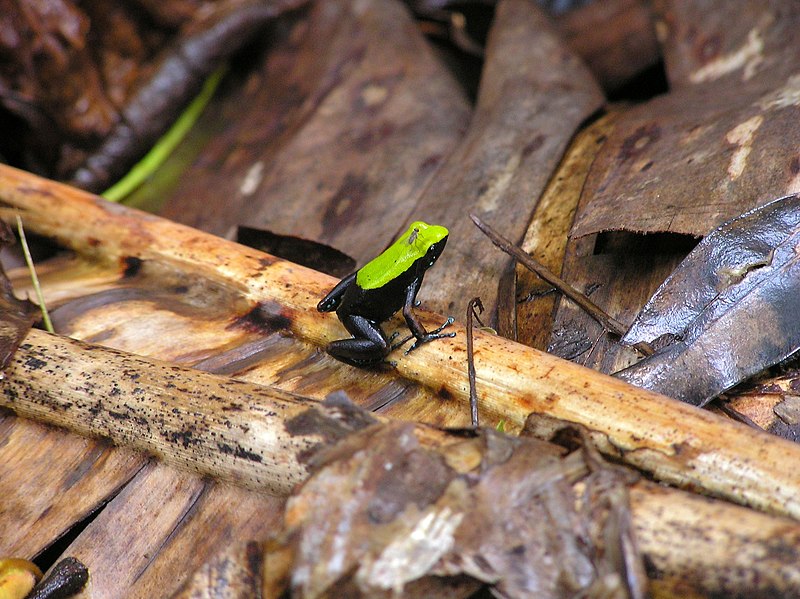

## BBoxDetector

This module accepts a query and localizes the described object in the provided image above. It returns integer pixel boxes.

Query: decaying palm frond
[2,165,800,596]
[4,165,800,514]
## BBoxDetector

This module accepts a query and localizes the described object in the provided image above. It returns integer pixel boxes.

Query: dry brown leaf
[571,0,800,238]
[278,411,644,598]
[160,0,469,264]
[413,0,604,323]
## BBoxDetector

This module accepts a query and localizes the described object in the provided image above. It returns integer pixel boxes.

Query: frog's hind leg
[326,314,390,366]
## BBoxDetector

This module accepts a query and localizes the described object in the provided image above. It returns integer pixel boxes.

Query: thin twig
[466,297,484,427]
[470,213,653,356]
[580,328,606,368]
[714,399,764,430]
[16,214,53,333]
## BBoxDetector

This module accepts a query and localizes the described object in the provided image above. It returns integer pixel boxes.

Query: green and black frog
[317,221,455,365]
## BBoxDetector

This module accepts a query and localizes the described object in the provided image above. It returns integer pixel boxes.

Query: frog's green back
[356,221,448,290]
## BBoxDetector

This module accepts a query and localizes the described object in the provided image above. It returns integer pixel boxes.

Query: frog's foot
[404,317,456,355]
[326,335,389,367]
[390,333,414,351]
[429,316,455,336]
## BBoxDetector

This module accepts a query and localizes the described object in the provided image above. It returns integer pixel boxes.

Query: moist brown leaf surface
[571,1,800,239]
[160,0,470,263]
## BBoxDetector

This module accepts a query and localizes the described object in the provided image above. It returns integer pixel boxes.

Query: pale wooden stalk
[3,329,313,496]
[4,329,800,595]
[2,164,800,521]
[630,482,800,595]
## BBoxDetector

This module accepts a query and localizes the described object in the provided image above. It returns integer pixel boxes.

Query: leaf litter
[269,394,645,599]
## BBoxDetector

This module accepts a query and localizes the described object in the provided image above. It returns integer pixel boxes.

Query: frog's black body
[336,259,422,323]
[317,236,453,366]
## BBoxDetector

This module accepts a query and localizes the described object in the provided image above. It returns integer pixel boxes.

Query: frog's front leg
[317,272,357,312]
[401,278,455,354]
[326,313,390,366]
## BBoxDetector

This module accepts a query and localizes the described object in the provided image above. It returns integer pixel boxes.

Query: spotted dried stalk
[1,330,314,494]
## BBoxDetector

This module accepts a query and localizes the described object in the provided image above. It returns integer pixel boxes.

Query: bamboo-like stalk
[2,164,800,521]
[3,330,313,496]
[3,328,800,594]
[629,482,800,595]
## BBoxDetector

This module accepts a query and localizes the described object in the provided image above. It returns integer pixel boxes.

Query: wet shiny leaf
[616,194,800,406]
[622,194,800,347]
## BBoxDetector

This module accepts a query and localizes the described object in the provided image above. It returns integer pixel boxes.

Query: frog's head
[406,221,448,268]
[357,221,449,290]
[424,233,448,268]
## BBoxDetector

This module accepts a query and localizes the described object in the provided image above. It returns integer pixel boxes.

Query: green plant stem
[16,214,53,334]
[102,66,226,203]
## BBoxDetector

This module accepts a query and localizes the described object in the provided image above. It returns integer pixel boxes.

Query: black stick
[466,297,484,427]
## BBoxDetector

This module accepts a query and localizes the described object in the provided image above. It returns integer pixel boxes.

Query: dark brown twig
[466,297,484,427]
[714,399,764,430]
[470,213,654,356]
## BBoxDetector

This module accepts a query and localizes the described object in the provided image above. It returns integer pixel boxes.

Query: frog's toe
[403,330,455,355]
[429,316,455,336]
[390,333,413,351]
